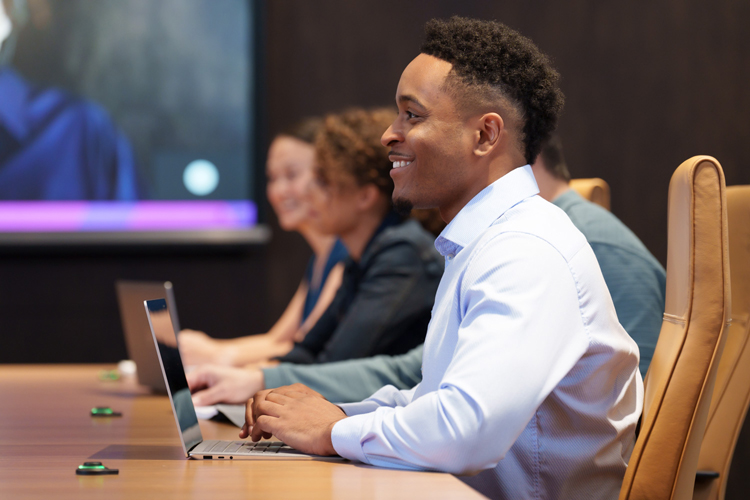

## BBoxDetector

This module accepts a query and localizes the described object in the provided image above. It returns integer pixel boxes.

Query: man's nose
[381,124,401,147]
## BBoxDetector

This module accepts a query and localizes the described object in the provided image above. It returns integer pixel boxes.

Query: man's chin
[392,197,414,217]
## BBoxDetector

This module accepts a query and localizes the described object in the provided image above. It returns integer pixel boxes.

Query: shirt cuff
[331,413,371,464]
[339,400,382,416]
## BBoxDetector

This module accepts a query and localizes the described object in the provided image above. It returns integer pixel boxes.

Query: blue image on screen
[1,0,255,204]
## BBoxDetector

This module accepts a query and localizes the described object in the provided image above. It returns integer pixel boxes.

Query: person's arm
[187,345,424,407]
[591,243,666,377]
[179,282,307,367]
[295,262,344,342]
[329,233,592,473]
[262,344,424,403]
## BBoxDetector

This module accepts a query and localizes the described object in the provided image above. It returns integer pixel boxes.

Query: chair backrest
[693,185,750,500]
[619,156,731,500]
[570,177,611,210]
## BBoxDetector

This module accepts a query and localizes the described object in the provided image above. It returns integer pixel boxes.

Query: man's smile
[389,152,414,170]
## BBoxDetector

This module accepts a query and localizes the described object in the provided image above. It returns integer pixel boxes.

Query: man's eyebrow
[397,94,426,109]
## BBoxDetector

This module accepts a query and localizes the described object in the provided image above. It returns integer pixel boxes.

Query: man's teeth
[392,160,412,169]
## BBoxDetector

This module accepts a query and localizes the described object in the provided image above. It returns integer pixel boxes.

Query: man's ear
[474,113,504,157]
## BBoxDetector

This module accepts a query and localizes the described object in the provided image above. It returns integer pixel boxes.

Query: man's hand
[239,384,346,456]
[186,364,264,406]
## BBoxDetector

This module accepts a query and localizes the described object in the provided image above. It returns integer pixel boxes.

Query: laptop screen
[145,298,202,455]
[116,280,181,393]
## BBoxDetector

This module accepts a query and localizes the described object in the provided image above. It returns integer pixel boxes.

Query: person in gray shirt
[188,135,666,405]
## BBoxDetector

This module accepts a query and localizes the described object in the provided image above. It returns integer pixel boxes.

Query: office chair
[570,177,611,210]
[619,156,731,500]
[693,185,750,500]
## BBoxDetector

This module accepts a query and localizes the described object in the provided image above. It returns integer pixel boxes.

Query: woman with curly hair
[276,107,443,364]
[179,118,349,367]
[187,107,443,403]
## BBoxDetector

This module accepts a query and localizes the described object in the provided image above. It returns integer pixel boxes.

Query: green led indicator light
[90,407,122,417]
[75,461,118,475]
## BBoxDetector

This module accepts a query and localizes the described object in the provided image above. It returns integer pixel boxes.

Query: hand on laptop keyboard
[240,384,347,456]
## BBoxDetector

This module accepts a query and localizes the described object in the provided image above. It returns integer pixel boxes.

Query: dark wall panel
[0,247,279,363]
[265,0,750,265]
[1,0,748,366]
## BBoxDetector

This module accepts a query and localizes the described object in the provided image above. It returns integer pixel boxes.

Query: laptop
[144,298,345,460]
[115,280,180,393]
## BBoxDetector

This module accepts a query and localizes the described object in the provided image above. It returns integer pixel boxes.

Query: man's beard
[392,197,414,217]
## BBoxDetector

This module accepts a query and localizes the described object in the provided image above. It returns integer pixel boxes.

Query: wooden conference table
[0,365,484,499]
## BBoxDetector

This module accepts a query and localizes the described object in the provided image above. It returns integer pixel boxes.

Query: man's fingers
[250,416,271,441]
[255,399,284,418]
[265,392,294,405]
[245,397,255,426]
[250,389,273,422]
[254,415,279,438]
[239,423,249,439]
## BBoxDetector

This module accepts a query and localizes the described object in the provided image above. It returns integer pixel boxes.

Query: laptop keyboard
[203,440,294,455]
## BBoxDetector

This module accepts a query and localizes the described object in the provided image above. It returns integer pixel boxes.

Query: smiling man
[242,17,643,499]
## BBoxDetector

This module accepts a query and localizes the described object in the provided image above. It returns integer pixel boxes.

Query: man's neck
[439,156,524,223]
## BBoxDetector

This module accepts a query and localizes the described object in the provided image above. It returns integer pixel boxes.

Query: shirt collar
[0,66,31,140]
[435,164,539,257]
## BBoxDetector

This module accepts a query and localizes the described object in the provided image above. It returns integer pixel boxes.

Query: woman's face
[308,171,364,237]
[266,136,316,231]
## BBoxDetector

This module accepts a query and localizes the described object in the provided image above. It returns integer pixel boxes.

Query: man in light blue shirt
[241,17,643,499]
[188,137,665,406]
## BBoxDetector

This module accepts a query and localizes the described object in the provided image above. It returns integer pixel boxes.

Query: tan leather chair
[570,177,611,210]
[693,186,750,500]
[619,156,731,500]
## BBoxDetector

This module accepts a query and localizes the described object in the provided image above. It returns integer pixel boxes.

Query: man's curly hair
[421,16,564,165]
[315,107,397,198]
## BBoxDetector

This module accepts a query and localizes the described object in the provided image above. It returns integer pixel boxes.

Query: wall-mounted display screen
[0,0,265,244]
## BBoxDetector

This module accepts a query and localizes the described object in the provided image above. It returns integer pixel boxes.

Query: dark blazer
[278,213,444,364]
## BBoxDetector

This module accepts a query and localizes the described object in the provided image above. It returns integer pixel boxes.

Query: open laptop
[144,298,345,460]
[115,280,180,393]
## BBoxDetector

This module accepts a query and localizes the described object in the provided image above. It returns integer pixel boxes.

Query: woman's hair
[315,107,397,198]
[279,116,324,145]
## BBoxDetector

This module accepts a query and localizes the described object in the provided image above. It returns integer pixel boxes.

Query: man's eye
[406,110,419,120]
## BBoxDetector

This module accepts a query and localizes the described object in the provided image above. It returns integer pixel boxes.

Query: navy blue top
[0,67,144,200]
[301,239,348,322]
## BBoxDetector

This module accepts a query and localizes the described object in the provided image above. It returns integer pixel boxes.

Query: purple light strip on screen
[0,201,257,232]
